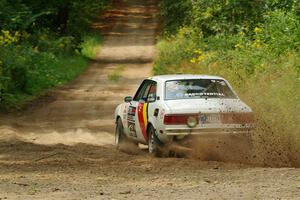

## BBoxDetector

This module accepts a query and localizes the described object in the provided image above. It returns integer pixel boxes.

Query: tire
[148,126,162,156]
[115,118,127,148]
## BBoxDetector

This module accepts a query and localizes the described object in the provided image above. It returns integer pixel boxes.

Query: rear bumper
[165,126,253,136]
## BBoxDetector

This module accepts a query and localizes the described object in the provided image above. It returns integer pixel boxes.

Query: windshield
[165,79,237,100]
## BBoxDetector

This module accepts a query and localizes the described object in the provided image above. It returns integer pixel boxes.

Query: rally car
[114,74,253,155]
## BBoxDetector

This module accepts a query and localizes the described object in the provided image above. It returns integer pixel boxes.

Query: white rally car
[114,74,253,155]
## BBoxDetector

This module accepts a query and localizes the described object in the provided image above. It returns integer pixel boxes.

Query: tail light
[164,114,199,125]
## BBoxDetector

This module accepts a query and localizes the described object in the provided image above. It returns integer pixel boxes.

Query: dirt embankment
[0,0,300,199]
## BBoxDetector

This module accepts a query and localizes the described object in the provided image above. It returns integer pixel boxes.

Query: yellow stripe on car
[143,103,148,126]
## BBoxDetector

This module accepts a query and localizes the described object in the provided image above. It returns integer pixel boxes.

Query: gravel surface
[0,0,299,199]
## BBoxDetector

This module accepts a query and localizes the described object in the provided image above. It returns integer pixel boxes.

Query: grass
[26,55,88,95]
[108,66,124,82]
[80,33,103,59]
[0,33,102,111]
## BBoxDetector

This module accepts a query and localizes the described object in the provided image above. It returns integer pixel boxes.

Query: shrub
[80,33,103,59]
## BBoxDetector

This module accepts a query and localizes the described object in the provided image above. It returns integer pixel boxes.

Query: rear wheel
[148,126,162,156]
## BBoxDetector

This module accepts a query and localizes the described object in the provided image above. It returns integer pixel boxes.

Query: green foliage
[25,54,87,95]
[161,0,300,36]
[68,0,109,40]
[0,0,110,110]
[160,0,192,33]
[108,66,125,82]
[0,0,31,30]
[156,0,300,163]
[0,42,89,110]
[0,0,109,33]
[80,33,103,59]
[259,10,300,54]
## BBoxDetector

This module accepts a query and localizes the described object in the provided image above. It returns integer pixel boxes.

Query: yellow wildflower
[190,58,196,63]
[239,31,245,36]
[196,54,205,62]
[0,30,21,46]
[190,49,206,63]
[234,44,243,49]
[254,27,262,33]
[252,39,262,48]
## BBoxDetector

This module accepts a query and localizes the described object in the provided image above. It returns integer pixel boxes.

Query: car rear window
[165,79,237,100]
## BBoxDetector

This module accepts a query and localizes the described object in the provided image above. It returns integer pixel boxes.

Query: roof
[150,74,225,82]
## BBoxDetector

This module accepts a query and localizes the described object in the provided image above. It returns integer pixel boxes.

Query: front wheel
[115,118,127,148]
[148,126,162,156]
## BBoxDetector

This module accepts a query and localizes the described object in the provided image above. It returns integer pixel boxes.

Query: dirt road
[0,0,300,199]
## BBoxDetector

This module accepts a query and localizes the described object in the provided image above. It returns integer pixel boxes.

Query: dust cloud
[167,128,300,167]
[188,134,253,164]
[0,126,114,146]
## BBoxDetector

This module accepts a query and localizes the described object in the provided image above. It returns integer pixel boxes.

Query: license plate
[200,113,221,124]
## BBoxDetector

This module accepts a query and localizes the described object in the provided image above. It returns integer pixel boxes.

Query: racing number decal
[138,102,148,140]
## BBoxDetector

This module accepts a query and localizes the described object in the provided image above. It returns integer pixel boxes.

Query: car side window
[133,80,152,101]
[141,84,152,102]
[133,80,157,102]
[147,83,157,102]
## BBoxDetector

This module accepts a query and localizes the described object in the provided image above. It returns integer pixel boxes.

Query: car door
[126,79,156,143]
[145,82,157,130]
[135,81,157,143]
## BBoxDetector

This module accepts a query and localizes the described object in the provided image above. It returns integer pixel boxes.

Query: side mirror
[124,96,133,103]
[147,97,156,103]
[147,94,156,103]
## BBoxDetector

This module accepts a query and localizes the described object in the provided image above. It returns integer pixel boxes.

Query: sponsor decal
[160,108,165,119]
[127,106,137,137]
[183,92,225,98]
[128,121,137,137]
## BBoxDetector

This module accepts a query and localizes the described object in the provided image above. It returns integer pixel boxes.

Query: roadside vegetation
[108,66,125,82]
[155,0,300,165]
[0,0,109,110]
